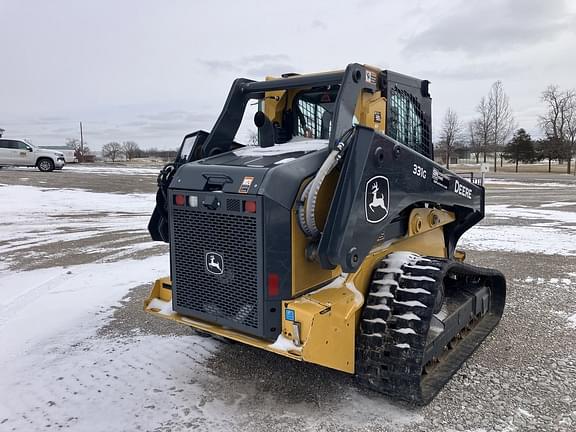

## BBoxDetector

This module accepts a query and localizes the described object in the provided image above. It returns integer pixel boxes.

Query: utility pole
[79,122,84,162]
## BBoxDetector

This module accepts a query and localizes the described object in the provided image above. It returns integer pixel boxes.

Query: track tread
[355,253,506,405]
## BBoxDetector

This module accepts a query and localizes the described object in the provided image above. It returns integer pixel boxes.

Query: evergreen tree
[502,129,535,172]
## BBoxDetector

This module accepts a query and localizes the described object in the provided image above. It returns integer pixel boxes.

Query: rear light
[244,200,257,213]
[174,194,186,206]
[188,195,198,207]
[267,272,280,297]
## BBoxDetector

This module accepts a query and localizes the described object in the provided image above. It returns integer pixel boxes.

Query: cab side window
[0,140,18,149]
[16,141,30,150]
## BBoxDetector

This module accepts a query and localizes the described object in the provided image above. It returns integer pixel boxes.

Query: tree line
[65,138,177,162]
[438,82,576,173]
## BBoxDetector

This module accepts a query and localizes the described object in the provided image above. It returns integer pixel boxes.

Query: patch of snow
[363,318,387,324]
[567,313,576,329]
[541,201,576,208]
[397,287,431,294]
[364,333,384,337]
[460,225,576,256]
[394,328,416,335]
[485,204,576,224]
[400,274,435,282]
[484,179,576,188]
[394,300,427,308]
[345,281,364,307]
[233,139,328,157]
[147,298,176,316]
[0,255,169,359]
[404,264,440,271]
[0,184,155,269]
[395,343,410,349]
[394,312,421,321]
[517,408,534,418]
[64,165,160,176]
[366,304,391,311]
[269,334,302,353]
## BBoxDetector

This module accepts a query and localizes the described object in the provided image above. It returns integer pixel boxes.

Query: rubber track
[355,255,506,405]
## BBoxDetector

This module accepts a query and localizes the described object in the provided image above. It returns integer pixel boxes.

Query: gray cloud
[200,54,292,77]
[418,60,523,81]
[245,63,297,78]
[311,19,326,30]
[403,0,576,54]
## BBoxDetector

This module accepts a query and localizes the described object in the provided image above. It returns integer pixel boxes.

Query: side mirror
[254,111,275,148]
[26,146,33,152]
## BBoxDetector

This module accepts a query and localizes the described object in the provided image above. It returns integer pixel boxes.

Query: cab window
[293,88,337,139]
[0,140,19,149]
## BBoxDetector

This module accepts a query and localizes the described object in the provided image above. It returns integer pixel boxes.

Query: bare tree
[568,98,576,175]
[487,81,515,172]
[468,120,483,163]
[102,142,124,162]
[539,85,576,174]
[122,141,141,161]
[66,138,91,162]
[475,96,493,162]
[439,108,462,169]
[247,130,258,146]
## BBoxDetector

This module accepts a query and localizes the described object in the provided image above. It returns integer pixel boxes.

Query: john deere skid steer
[145,63,506,404]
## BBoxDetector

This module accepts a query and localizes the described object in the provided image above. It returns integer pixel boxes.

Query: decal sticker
[374,111,382,123]
[239,176,254,194]
[365,176,390,224]
[432,167,449,190]
[412,163,427,179]
[206,252,224,275]
[454,179,472,199]
[365,70,377,85]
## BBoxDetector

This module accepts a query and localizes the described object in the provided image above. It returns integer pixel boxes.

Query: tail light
[174,194,186,206]
[244,200,257,213]
[267,272,280,297]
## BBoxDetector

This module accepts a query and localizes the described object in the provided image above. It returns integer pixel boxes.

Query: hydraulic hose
[299,128,354,238]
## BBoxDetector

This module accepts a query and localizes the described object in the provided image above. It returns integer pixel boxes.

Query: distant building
[0,128,4,137]
[41,145,77,163]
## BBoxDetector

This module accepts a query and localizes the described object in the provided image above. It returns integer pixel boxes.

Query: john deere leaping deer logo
[365,176,389,224]
[205,252,224,275]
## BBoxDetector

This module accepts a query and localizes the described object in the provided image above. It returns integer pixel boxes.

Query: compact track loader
[146,64,506,404]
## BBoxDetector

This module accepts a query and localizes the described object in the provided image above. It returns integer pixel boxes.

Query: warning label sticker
[239,176,254,194]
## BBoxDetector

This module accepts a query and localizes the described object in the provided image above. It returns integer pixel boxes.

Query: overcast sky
[1,0,575,150]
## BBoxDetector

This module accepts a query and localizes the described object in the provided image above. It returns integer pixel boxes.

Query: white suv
[0,139,65,172]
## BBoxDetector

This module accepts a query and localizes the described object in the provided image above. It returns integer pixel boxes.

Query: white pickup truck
[0,138,65,172]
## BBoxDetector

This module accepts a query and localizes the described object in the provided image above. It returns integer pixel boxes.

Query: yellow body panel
[290,172,341,296]
[145,209,455,374]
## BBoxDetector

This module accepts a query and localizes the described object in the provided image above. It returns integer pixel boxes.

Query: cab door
[16,141,35,165]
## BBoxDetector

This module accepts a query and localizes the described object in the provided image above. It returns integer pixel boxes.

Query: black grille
[226,198,241,212]
[172,206,259,331]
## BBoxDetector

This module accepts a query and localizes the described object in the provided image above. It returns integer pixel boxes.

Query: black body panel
[318,127,483,272]
[169,188,292,340]
[171,142,329,210]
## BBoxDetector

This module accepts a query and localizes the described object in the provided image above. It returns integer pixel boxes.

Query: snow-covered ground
[1,176,575,431]
[460,203,576,256]
[64,165,160,176]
